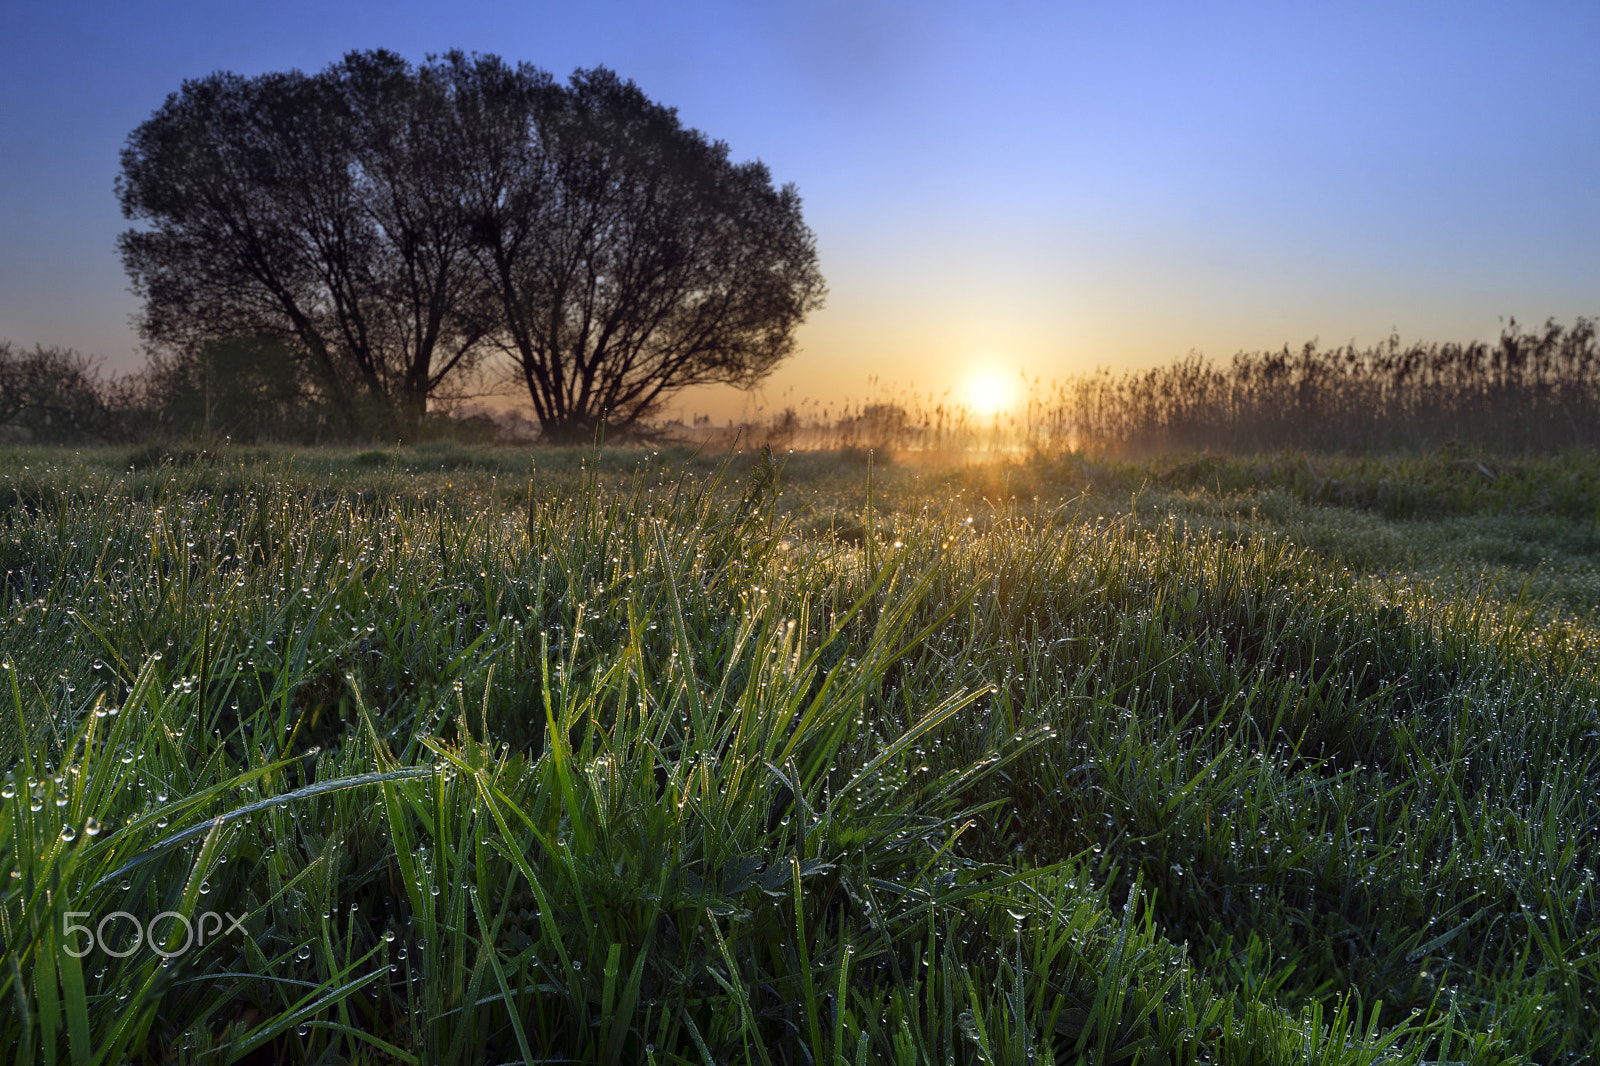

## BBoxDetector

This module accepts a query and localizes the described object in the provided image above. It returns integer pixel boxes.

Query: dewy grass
[0,444,1595,1063]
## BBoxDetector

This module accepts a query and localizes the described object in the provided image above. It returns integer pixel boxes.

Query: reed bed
[684,317,1600,458]
[0,445,1595,1063]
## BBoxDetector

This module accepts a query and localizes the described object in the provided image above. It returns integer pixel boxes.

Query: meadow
[1,440,1598,1064]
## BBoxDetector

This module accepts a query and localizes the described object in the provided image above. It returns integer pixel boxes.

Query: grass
[0,441,1597,1063]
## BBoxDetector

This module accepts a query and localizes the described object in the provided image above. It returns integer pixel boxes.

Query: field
[1,441,1598,1064]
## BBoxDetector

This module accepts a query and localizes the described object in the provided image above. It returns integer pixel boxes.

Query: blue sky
[2,0,1597,418]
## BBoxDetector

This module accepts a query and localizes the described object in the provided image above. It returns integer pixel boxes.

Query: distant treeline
[5,317,1599,453]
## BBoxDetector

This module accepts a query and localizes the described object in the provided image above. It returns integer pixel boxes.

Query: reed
[685,317,1600,458]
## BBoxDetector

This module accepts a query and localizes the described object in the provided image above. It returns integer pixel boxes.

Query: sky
[2,0,1598,422]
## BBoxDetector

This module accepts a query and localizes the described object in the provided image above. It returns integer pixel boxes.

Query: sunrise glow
[963,371,1013,415]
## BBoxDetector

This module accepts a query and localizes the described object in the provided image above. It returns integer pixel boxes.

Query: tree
[118,52,825,442]
[117,51,497,439]
[463,63,826,440]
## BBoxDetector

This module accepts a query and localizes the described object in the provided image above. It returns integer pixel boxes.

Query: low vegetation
[686,317,1600,459]
[0,442,1597,1063]
[7,317,1599,458]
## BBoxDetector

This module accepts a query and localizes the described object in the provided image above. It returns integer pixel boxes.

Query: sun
[965,372,1012,415]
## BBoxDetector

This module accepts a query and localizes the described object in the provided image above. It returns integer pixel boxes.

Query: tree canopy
[117,50,825,441]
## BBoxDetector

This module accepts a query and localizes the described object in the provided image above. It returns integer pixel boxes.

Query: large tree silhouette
[120,52,499,437]
[118,51,825,441]
[458,61,826,440]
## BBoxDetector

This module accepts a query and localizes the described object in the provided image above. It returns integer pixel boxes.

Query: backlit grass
[1,443,1596,1063]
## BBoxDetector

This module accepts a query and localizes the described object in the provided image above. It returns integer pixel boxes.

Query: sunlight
[964,371,1012,415]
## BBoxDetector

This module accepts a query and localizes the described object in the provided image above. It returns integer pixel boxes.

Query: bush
[140,334,324,443]
[0,341,116,442]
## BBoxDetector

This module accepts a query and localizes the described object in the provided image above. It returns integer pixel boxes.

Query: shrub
[0,341,115,443]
